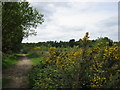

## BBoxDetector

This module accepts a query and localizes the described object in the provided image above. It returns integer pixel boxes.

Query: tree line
[22,37,118,48]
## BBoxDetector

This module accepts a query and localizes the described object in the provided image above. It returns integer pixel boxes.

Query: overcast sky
[22,1,118,43]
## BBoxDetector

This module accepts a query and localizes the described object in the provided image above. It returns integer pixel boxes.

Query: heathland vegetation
[22,32,120,89]
[2,1,120,89]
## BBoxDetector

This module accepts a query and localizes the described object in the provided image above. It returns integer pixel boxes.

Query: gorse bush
[23,46,49,58]
[29,32,120,89]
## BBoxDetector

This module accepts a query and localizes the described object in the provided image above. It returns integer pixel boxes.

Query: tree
[69,39,75,47]
[2,1,44,53]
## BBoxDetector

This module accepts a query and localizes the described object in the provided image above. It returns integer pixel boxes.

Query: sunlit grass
[30,58,43,65]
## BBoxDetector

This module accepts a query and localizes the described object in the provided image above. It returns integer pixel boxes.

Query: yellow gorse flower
[34,46,41,50]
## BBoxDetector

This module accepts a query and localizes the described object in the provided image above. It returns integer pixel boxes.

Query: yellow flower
[114,54,120,60]
[106,42,109,45]
[117,70,120,72]
[54,70,57,72]
[97,43,101,46]
[34,46,41,50]
[112,42,117,46]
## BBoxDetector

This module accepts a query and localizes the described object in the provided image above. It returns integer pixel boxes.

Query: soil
[2,54,33,88]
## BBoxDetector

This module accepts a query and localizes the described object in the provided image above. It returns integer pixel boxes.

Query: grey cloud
[94,16,118,41]
[30,2,72,28]
[97,16,117,27]
[22,2,118,43]
[30,2,71,17]
[34,25,85,42]
[58,25,85,32]
[30,2,57,25]
[50,2,72,8]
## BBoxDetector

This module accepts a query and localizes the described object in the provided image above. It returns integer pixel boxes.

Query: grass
[30,57,43,65]
[2,58,18,69]
[2,53,20,69]
[2,54,20,87]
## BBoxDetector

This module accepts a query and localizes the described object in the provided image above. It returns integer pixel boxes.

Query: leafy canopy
[2,1,44,53]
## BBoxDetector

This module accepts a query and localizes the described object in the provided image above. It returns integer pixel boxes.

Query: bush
[29,45,120,89]
[28,33,120,88]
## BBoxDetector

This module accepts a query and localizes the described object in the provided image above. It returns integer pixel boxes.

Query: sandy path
[2,54,33,88]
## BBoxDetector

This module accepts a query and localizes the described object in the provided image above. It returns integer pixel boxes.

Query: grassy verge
[2,53,26,69]
[2,54,20,87]
[2,58,18,69]
[30,57,43,65]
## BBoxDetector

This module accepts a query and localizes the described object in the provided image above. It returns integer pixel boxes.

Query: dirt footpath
[3,54,33,88]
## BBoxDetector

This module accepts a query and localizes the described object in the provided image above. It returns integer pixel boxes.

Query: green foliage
[69,39,75,47]
[28,34,120,89]
[29,46,120,89]
[90,37,113,47]
[29,59,46,89]
[22,36,114,49]
[2,2,44,53]
[26,46,49,58]
[30,58,43,65]
[2,54,19,69]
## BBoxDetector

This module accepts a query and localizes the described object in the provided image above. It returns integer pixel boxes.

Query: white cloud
[26,0,119,2]
[22,2,118,43]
